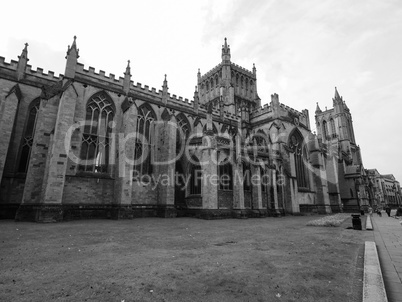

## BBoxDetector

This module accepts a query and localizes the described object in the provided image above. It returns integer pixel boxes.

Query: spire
[252,63,256,75]
[66,36,79,58]
[64,36,79,79]
[125,60,131,76]
[221,37,231,63]
[162,74,169,105]
[163,74,168,90]
[20,43,29,61]
[123,60,131,94]
[334,87,341,100]
[17,43,29,81]
[315,102,322,113]
[333,86,344,106]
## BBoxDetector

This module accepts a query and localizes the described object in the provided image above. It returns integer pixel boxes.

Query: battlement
[199,63,222,82]
[0,57,18,69]
[317,107,335,115]
[132,82,161,96]
[279,102,305,117]
[25,65,62,80]
[231,63,255,78]
[0,57,62,80]
[211,108,239,121]
[167,93,194,108]
[223,111,239,120]
[197,103,238,121]
[75,62,195,107]
[0,53,228,115]
[251,103,272,117]
[76,63,123,85]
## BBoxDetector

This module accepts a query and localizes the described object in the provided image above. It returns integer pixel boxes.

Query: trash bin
[351,214,362,230]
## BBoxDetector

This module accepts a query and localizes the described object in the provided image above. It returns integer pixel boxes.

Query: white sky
[1,0,402,183]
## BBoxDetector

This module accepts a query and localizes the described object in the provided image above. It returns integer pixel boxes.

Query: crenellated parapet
[250,103,273,118]
[230,63,255,78]
[76,63,124,85]
[199,63,222,83]
[165,93,194,109]
[74,61,195,109]
[251,101,307,120]
[197,103,239,122]
[279,103,303,117]
[0,57,62,81]
[250,93,311,130]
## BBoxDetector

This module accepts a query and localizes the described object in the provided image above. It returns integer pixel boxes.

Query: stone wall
[185,196,202,208]
[62,176,114,204]
[132,180,158,205]
[218,190,233,209]
[244,191,252,208]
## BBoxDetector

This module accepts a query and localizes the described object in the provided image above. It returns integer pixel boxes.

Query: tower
[315,87,360,165]
[315,87,365,212]
[196,38,259,117]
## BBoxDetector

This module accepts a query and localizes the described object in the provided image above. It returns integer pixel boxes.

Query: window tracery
[79,92,114,173]
[18,99,40,173]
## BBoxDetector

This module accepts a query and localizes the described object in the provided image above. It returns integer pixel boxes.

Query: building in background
[0,37,399,221]
[366,170,401,208]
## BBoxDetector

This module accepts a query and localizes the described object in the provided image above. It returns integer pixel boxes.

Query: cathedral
[0,37,388,222]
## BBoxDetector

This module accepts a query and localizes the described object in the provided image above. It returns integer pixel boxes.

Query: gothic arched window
[18,99,40,173]
[79,92,115,173]
[289,131,309,190]
[330,118,336,136]
[322,120,328,139]
[219,159,233,190]
[347,119,354,142]
[243,161,251,191]
[176,113,190,155]
[134,104,156,176]
[189,157,202,195]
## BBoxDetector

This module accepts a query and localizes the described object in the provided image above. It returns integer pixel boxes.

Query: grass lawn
[0,215,372,302]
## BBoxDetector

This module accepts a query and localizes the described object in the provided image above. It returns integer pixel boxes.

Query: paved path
[371,210,402,302]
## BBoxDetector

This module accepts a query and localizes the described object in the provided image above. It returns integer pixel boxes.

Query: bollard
[351,214,362,230]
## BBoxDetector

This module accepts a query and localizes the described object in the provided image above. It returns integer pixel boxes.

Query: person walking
[385,205,391,217]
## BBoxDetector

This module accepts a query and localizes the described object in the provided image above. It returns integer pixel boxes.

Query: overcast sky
[1,0,401,183]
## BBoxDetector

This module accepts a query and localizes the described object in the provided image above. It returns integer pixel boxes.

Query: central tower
[197,38,260,117]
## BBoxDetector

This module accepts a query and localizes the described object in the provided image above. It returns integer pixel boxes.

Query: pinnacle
[315,102,322,113]
[334,86,341,100]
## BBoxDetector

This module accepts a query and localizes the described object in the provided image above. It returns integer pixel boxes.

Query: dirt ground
[0,215,372,302]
